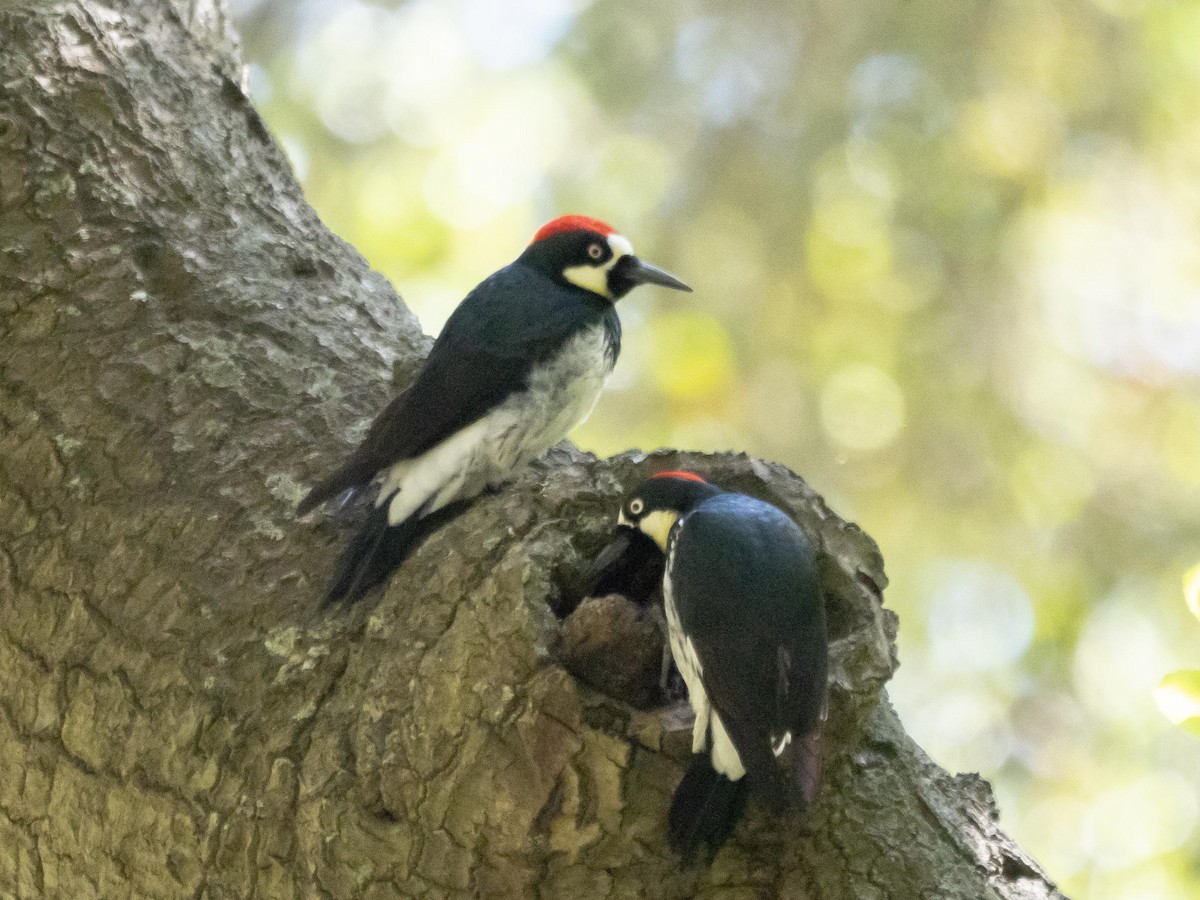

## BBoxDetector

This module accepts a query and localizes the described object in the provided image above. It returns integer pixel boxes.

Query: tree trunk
[0,2,1066,898]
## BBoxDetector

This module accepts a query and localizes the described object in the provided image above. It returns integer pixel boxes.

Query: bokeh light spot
[1024,161,1200,378]
[819,363,905,452]
[805,196,893,299]
[647,311,734,400]
[924,560,1035,673]
[1083,773,1197,870]
[582,135,676,222]
[1185,562,1200,621]
[1153,670,1200,726]
[460,0,586,71]
[960,90,1060,178]
[1074,597,1170,721]
[1010,444,1096,528]
[1163,402,1200,489]
[674,206,767,315]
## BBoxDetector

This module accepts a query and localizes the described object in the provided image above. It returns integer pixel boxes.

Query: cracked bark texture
[0,2,1066,898]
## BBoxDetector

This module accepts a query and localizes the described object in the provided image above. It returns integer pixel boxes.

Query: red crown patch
[532,215,617,244]
[651,470,708,483]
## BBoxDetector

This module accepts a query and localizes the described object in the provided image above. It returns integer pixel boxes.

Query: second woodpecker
[609,471,828,859]
[299,216,690,605]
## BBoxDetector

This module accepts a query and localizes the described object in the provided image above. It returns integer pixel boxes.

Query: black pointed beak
[626,257,692,291]
[612,255,691,294]
[584,524,666,606]
[587,527,636,585]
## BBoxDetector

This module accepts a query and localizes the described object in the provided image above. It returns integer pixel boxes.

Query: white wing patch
[771,731,793,757]
[664,547,746,781]
[379,417,489,525]
[709,712,746,780]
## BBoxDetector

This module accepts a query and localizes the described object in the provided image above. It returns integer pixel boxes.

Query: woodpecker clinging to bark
[606,471,828,859]
[298,216,690,605]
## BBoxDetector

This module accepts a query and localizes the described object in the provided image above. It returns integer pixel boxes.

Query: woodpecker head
[617,471,722,551]
[520,215,691,300]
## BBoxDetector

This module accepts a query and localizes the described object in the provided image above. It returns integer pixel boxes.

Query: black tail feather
[297,459,376,517]
[736,719,826,813]
[322,503,409,606]
[667,753,748,861]
[321,497,478,607]
[782,726,824,809]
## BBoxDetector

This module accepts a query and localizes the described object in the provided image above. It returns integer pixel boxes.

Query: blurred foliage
[1155,564,1200,737]
[233,0,1200,895]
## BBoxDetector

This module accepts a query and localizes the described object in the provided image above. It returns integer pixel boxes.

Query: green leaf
[1154,670,1200,729]
[1185,562,1200,622]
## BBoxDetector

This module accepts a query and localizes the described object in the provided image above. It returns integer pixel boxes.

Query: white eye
[629,498,644,515]
[587,243,604,260]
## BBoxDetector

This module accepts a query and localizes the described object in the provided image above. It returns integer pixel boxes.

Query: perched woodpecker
[608,471,828,859]
[298,216,690,605]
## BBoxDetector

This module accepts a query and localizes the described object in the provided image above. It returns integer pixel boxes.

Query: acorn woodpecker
[609,471,828,859]
[298,216,690,605]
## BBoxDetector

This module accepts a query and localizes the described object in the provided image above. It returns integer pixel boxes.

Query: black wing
[299,264,617,514]
[672,494,828,805]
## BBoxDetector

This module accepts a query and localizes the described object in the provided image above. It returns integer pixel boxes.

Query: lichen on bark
[0,1,1066,898]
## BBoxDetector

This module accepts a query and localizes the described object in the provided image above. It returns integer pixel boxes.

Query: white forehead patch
[607,233,634,259]
[563,232,633,298]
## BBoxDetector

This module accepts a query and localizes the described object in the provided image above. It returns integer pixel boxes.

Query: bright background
[231,1,1200,895]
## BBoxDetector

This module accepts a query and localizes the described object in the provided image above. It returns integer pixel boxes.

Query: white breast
[491,322,615,472]
[379,323,615,526]
[665,544,746,781]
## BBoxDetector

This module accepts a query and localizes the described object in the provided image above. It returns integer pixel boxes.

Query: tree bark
[0,2,1066,898]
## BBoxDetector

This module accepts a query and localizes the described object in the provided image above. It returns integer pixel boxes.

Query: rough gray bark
[0,2,1066,898]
